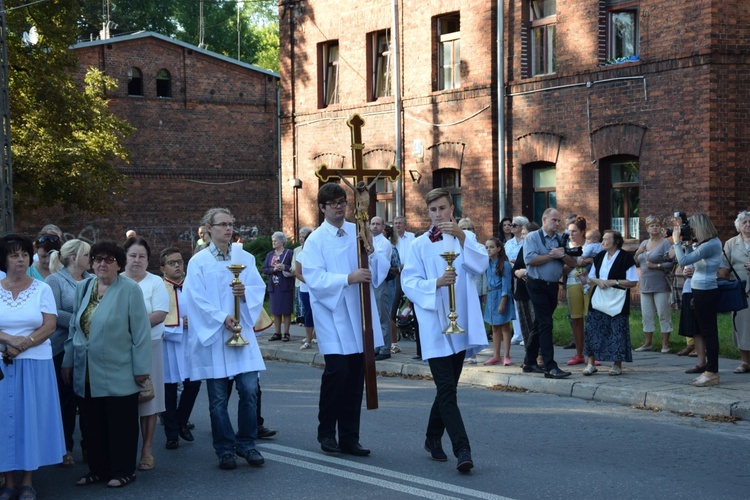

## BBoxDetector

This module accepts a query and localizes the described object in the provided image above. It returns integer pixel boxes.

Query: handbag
[138,378,155,404]
[591,286,627,317]
[717,250,748,313]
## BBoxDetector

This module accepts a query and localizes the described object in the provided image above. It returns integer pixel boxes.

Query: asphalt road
[32,360,750,499]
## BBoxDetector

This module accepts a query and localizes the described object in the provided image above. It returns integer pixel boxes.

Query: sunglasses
[91,256,117,264]
[37,234,61,244]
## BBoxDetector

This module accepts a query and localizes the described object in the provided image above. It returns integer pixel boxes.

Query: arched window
[127,67,143,96]
[599,155,639,239]
[156,69,172,98]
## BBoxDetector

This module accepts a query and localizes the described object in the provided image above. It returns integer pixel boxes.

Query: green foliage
[7,0,133,213]
[79,0,280,72]
[244,235,272,279]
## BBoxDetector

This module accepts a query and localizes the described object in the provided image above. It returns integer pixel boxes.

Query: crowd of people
[2,201,749,497]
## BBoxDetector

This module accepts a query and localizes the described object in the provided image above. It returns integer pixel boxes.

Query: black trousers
[524,279,560,370]
[318,353,364,446]
[78,388,139,479]
[426,351,470,456]
[692,288,720,373]
[53,351,78,452]
[163,379,202,440]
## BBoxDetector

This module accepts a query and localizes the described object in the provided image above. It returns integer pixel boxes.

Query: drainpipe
[497,0,505,221]
[393,0,403,217]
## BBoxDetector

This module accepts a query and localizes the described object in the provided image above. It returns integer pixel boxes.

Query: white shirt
[396,231,416,268]
[401,230,489,360]
[132,272,170,341]
[183,247,266,380]
[162,282,190,383]
[297,220,388,355]
[0,280,57,360]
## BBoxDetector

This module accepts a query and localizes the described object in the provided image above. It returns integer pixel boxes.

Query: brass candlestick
[225,264,249,347]
[440,252,465,334]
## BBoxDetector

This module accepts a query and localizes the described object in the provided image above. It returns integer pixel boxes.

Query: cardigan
[590,249,638,316]
[45,267,91,356]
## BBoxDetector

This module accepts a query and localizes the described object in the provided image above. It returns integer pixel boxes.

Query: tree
[7,0,133,213]
[79,0,280,72]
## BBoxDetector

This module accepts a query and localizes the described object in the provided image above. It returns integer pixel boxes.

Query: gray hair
[734,210,750,232]
[299,227,313,239]
[512,215,529,227]
[272,231,288,244]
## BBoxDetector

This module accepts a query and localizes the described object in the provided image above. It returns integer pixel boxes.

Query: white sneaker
[582,364,598,376]
[391,344,401,354]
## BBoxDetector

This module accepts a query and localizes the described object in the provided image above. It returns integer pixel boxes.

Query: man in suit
[297,183,389,457]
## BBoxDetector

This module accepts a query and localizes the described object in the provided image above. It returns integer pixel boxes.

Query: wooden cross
[314,114,401,411]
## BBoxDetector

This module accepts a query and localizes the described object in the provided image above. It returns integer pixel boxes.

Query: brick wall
[17,34,280,263]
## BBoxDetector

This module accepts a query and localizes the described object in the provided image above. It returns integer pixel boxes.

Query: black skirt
[678,292,697,337]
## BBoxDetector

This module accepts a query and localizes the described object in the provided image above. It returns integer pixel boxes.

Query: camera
[560,233,583,257]
[673,211,692,242]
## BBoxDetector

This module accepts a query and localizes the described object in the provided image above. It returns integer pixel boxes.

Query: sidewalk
[258,324,750,419]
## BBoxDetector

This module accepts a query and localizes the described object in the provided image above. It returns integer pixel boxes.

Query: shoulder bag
[591,286,627,317]
[717,248,748,313]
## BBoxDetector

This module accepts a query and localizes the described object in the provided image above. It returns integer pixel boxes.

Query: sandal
[76,473,102,486]
[269,333,282,341]
[734,362,750,374]
[0,487,17,500]
[282,333,290,342]
[138,455,155,471]
[107,474,137,488]
[61,452,75,467]
[18,486,36,500]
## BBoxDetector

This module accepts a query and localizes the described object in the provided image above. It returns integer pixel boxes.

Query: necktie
[429,226,443,242]
[336,228,346,237]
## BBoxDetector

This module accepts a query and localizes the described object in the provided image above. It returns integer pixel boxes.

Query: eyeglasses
[37,234,61,244]
[325,200,348,208]
[165,259,184,267]
[92,256,116,264]
[511,223,520,227]
[211,222,234,229]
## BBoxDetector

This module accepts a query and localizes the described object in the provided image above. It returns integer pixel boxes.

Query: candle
[231,242,243,265]
[443,232,455,253]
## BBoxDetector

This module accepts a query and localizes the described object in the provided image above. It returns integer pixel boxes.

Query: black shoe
[319,437,341,454]
[219,454,237,470]
[258,426,277,439]
[178,425,194,442]
[185,421,195,430]
[522,364,545,374]
[424,438,448,462]
[544,367,572,379]
[411,355,421,360]
[563,342,576,350]
[374,352,391,361]
[237,448,265,467]
[456,448,474,473]
[340,442,371,456]
[165,439,179,450]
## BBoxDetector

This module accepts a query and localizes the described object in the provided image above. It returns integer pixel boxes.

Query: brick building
[279,0,750,241]
[19,31,279,256]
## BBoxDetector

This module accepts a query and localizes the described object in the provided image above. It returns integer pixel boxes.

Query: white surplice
[297,220,389,355]
[183,247,266,380]
[162,283,189,384]
[401,230,489,360]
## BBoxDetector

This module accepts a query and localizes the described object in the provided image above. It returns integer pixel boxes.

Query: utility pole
[0,0,13,234]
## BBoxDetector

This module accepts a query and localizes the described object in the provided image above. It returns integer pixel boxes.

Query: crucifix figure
[314,114,401,410]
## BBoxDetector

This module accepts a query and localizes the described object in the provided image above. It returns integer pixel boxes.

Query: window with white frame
[437,14,460,91]
[608,8,639,60]
[529,0,556,76]
[319,41,340,108]
[370,30,392,100]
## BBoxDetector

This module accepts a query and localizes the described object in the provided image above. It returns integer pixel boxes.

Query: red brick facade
[279,0,750,241]
[18,32,279,257]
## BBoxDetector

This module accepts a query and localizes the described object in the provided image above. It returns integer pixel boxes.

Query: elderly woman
[292,227,316,349]
[673,214,722,386]
[263,232,295,342]
[123,237,169,472]
[45,239,92,468]
[634,215,675,353]
[62,241,151,488]
[505,215,529,345]
[583,230,639,376]
[720,210,750,373]
[27,233,62,282]
[0,235,65,500]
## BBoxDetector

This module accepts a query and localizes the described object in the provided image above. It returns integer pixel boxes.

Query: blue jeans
[205,371,259,459]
